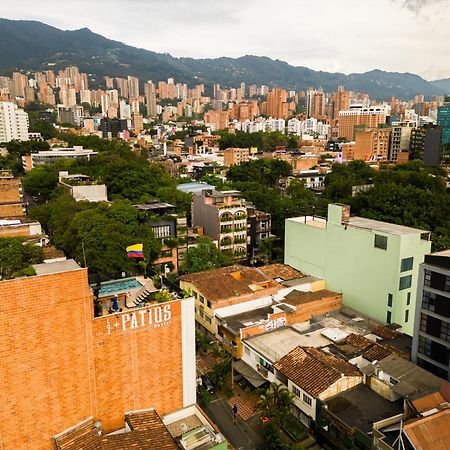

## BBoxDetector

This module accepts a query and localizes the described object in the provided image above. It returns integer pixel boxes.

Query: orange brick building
[204,110,230,131]
[223,147,252,166]
[338,107,387,141]
[0,260,195,450]
[0,176,25,218]
[354,128,391,161]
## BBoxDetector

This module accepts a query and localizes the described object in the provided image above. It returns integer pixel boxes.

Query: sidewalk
[228,384,260,421]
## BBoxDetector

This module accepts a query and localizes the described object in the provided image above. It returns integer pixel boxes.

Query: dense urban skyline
[3,0,450,80]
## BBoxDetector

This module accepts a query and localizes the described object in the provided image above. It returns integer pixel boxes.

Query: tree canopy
[325,161,450,251]
[181,237,232,274]
[30,195,162,281]
[0,237,44,279]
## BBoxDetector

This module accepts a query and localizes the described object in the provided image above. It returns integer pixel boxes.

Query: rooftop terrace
[325,384,403,434]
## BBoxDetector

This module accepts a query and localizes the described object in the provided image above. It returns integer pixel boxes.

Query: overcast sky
[3,0,449,80]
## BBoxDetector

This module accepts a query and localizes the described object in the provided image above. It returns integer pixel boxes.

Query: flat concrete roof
[287,215,429,236]
[243,327,306,363]
[348,217,428,236]
[33,259,81,275]
[287,216,326,229]
[217,305,274,334]
[325,384,403,434]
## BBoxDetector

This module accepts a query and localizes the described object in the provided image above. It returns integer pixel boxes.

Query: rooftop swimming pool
[96,278,143,297]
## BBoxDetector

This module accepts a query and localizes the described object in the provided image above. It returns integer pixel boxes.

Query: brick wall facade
[0,203,25,218]
[0,179,22,203]
[0,268,186,449]
[0,223,31,237]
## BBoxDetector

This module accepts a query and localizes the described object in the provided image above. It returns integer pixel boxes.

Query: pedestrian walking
[232,402,238,423]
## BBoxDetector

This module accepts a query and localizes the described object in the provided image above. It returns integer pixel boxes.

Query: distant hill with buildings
[0,18,447,99]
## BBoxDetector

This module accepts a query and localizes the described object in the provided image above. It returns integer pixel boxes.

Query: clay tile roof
[274,347,361,397]
[54,411,178,450]
[403,409,450,450]
[362,344,392,362]
[53,419,102,450]
[344,334,373,351]
[284,289,341,306]
[123,410,178,449]
[179,265,280,303]
[371,325,400,340]
[258,264,305,281]
[411,392,447,413]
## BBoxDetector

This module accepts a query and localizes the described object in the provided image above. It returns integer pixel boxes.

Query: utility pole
[230,341,236,389]
[81,240,87,268]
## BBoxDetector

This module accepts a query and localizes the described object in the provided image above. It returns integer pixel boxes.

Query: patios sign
[106,304,172,335]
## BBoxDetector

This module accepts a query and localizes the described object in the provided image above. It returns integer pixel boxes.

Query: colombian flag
[126,243,144,258]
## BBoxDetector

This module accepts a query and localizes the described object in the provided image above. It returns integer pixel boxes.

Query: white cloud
[2,0,449,79]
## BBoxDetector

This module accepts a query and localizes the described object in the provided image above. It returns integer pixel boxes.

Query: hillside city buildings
[1,61,450,450]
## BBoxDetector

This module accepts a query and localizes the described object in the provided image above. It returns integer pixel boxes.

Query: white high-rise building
[0,102,29,143]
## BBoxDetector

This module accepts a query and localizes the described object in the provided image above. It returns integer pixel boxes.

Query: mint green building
[285,204,431,336]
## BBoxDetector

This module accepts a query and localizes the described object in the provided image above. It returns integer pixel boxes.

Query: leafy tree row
[216,130,299,151]
[30,194,162,281]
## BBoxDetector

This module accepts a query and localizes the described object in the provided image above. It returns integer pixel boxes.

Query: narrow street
[203,397,264,450]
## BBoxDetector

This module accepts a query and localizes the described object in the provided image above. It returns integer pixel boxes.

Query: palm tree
[257,382,294,426]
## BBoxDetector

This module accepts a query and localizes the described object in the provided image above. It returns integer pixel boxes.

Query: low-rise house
[53,407,228,450]
[179,265,282,336]
[58,172,108,202]
[216,289,342,358]
[319,384,404,450]
[274,346,363,427]
[239,310,411,389]
[179,263,326,338]
[361,353,443,402]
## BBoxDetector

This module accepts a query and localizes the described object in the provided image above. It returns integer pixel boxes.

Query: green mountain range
[0,18,448,99]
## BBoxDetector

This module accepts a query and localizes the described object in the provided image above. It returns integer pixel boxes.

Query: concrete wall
[192,195,219,240]
[285,204,431,335]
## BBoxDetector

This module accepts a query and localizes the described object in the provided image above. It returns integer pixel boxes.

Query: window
[405,310,409,323]
[424,270,450,292]
[374,234,388,250]
[207,300,212,309]
[440,321,450,342]
[389,376,399,385]
[401,257,414,272]
[302,393,312,406]
[399,275,412,291]
[199,295,204,304]
[152,225,171,239]
[407,292,411,306]
[292,385,301,397]
[387,293,393,307]
[387,311,392,324]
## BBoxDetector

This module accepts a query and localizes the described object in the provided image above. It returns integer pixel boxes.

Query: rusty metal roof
[404,409,450,450]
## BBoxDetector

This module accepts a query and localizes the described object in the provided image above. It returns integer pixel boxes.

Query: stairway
[126,281,154,307]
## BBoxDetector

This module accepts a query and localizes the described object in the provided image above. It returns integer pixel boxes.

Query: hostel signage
[106,304,172,335]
